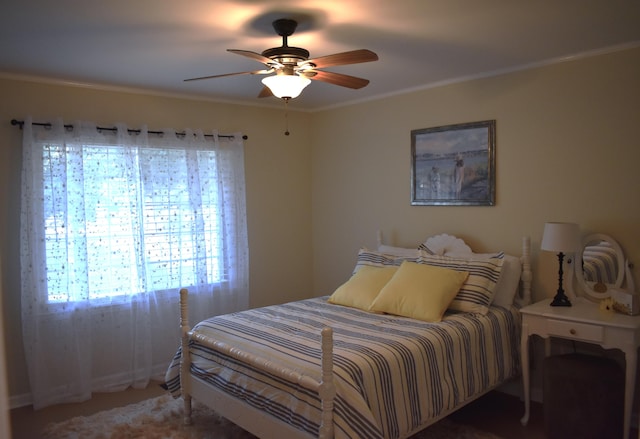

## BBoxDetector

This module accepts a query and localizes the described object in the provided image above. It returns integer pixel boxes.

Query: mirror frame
[574,233,625,300]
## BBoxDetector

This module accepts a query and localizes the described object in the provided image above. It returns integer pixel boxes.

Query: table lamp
[541,222,580,307]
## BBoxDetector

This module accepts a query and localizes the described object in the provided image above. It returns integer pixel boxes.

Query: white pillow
[377,244,421,258]
[489,254,522,307]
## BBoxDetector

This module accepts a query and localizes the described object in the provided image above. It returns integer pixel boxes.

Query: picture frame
[411,120,496,206]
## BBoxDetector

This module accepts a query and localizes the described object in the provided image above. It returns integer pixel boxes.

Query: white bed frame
[178,236,532,439]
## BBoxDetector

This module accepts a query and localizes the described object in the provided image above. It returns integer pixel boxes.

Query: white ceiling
[1,0,639,111]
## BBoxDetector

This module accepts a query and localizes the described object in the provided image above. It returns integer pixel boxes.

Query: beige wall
[2,45,639,404]
[311,47,640,301]
[0,79,313,400]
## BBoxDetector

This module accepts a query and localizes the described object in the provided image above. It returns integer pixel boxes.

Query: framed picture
[411,120,496,206]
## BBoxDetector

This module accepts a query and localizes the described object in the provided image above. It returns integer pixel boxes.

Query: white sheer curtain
[20,117,249,409]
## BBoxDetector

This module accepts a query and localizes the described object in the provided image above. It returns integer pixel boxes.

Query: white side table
[520,297,640,439]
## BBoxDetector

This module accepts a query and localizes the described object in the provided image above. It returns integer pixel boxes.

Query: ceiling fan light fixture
[261,74,311,99]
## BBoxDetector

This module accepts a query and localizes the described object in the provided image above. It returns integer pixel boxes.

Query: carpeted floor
[41,394,504,439]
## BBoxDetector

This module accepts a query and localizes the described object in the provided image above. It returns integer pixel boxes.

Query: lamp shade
[261,74,311,99]
[541,222,580,253]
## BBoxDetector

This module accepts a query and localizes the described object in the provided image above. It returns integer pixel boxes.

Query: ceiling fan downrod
[262,19,310,61]
[273,18,298,45]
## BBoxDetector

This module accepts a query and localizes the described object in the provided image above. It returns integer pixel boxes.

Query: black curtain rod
[11,119,248,140]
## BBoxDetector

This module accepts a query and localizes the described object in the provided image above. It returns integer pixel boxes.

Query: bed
[165,234,532,439]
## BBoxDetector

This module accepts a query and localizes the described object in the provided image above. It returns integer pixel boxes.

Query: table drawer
[547,319,604,342]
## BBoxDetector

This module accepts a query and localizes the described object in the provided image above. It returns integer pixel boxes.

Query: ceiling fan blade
[184,69,273,82]
[258,86,273,98]
[306,70,370,89]
[228,49,283,67]
[304,49,378,69]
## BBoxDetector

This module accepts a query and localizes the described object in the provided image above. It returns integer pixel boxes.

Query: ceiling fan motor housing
[263,19,310,65]
[261,46,310,63]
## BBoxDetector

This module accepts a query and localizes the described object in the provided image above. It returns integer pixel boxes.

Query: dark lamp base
[550,251,571,307]
[550,294,572,307]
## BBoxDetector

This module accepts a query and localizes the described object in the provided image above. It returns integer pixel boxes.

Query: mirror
[574,233,625,300]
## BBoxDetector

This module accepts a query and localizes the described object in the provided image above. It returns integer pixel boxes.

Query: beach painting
[411,120,496,206]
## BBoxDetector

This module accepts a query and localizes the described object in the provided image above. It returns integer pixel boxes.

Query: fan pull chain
[283,97,291,136]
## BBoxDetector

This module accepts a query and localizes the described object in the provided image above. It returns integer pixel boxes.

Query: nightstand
[520,297,640,439]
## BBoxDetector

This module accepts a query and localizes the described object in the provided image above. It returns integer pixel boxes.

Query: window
[43,144,225,302]
[21,118,249,408]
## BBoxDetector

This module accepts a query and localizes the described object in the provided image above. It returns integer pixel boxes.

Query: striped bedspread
[165,297,521,439]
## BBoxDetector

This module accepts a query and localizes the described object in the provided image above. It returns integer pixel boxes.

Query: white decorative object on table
[611,288,640,315]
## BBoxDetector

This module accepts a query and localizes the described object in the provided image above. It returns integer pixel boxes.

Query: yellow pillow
[369,261,469,322]
[328,265,399,311]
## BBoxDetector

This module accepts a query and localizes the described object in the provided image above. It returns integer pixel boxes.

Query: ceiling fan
[184,18,379,100]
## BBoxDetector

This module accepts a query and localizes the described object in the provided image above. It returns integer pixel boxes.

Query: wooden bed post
[179,288,193,425]
[520,236,532,305]
[318,327,335,439]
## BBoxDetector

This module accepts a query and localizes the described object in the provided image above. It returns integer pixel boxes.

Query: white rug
[41,394,504,439]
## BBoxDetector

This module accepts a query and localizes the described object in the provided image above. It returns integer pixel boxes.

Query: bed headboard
[376,231,532,307]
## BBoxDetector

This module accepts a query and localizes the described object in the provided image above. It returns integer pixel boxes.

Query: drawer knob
[569,328,576,335]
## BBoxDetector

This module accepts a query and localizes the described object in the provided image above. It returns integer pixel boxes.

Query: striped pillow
[417,252,504,314]
[418,243,437,255]
[354,248,421,273]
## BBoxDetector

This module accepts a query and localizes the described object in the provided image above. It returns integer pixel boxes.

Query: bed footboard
[178,288,336,438]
